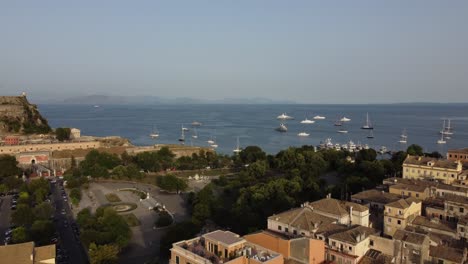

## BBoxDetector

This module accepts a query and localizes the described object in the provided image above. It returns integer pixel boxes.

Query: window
[406,168,409,172]
[460,227,465,232]
[285,227,289,233]
[370,240,374,246]
[387,218,391,223]
[293,230,297,235]
[438,260,444,264]
[397,220,401,225]
[387,208,391,213]
[398,210,403,215]
[403,243,407,248]
[349,246,352,251]
[460,208,464,213]
[176,256,180,264]
[332,241,336,246]
[416,193,419,198]
[278,226,282,231]
[408,192,412,196]
[449,206,454,211]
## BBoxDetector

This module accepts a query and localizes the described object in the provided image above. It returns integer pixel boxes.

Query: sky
[1,1,467,104]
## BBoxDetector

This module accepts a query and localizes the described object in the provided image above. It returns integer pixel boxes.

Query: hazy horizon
[1,1,468,104]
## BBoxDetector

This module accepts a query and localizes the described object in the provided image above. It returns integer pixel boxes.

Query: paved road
[0,196,12,243]
[51,181,88,264]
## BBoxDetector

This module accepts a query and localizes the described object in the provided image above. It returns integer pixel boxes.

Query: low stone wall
[0,141,101,155]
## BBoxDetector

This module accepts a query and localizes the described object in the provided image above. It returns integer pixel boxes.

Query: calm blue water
[38,104,468,155]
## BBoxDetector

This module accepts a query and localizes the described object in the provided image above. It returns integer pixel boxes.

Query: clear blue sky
[1,1,467,103]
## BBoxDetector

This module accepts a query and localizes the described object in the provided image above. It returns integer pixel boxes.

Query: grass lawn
[121,213,141,227]
[105,193,122,203]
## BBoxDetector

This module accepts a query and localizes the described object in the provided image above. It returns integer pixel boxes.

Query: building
[409,216,457,239]
[70,128,81,139]
[393,230,430,264]
[457,216,468,239]
[267,205,337,238]
[423,198,446,220]
[384,197,422,237]
[389,183,431,200]
[244,230,325,264]
[429,245,467,264]
[303,196,370,227]
[0,241,55,264]
[447,148,468,163]
[3,136,20,145]
[326,225,380,264]
[170,230,283,264]
[351,189,401,210]
[444,194,468,222]
[384,176,468,198]
[402,155,462,184]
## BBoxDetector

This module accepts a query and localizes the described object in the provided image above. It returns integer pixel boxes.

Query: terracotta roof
[393,230,428,245]
[268,206,336,233]
[384,176,468,193]
[390,183,428,193]
[403,155,460,169]
[448,148,468,154]
[308,198,368,216]
[430,245,466,263]
[411,216,456,233]
[385,197,421,209]
[328,225,379,245]
[443,193,468,204]
[315,223,349,237]
[351,189,400,204]
[203,230,245,245]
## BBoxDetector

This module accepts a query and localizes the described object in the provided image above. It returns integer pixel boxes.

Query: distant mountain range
[40,95,296,105]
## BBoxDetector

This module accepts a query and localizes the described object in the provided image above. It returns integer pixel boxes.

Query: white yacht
[276,123,288,132]
[363,144,370,150]
[361,113,373,130]
[149,125,159,138]
[210,144,218,148]
[313,115,326,120]
[334,143,341,150]
[337,129,348,133]
[300,118,315,124]
[348,141,356,152]
[207,137,215,144]
[379,146,388,154]
[298,132,310,137]
[233,137,242,153]
[325,138,334,148]
[340,117,351,122]
[277,113,294,120]
[192,128,198,139]
[191,121,202,127]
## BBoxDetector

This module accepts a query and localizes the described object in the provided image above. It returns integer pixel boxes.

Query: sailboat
[340,117,351,122]
[191,128,198,139]
[149,126,159,138]
[178,126,185,142]
[440,119,454,136]
[437,121,447,144]
[207,137,215,144]
[367,130,374,139]
[182,125,190,132]
[313,115,326,120]
[398,129,407,144]
[334,120,343,126]
[437,133,446,144]
[233,137,242,153]
[275,123,288,132]
[277,113,294,120]
[361,113,373,130]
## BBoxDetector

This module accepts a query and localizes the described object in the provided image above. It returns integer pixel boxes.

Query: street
[51,180,88,264]
[0,196,12,243]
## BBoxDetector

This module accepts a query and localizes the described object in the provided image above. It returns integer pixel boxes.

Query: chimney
[349,206,353,226]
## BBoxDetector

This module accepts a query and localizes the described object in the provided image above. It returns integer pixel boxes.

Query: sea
[38,104,468,156]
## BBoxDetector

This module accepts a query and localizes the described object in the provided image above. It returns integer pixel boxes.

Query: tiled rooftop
[390,183,428,193]
[328,225,379,245]
[403,155,460,169]
[385,197,420,209]
[393,229,428,245]
[430,245,466,263]
[411,216,456,233]
[351,189,400,204]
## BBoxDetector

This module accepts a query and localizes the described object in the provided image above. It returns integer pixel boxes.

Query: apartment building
[429,245,467,264]
[402,155,462,184]
[389,183,431,200]
[457,216,468,239]
[326,226,380,264]
[383,197,422,237]
[303,197,370,227]
[243,230,325,264]
[351,189,400,210]
[170,230,283,264]
[393,230,430,264]
[444,194,468,222]
[447,148,468,163]
[409,216,457,239]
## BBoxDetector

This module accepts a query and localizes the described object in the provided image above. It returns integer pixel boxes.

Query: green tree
[12,227,29,243]
[70,188,82,205]
[31,220,55,245]
[12,204,35,226]
[3,176,23,190]
[89,243,119,264]
[33,202,54,220]
[0,155,21,179]
[156,175,188,193]
[407,144,423,156]
[55,127,71,141]
[356,149,377,163]
[0,184,7,194]
[239,146,266,164]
